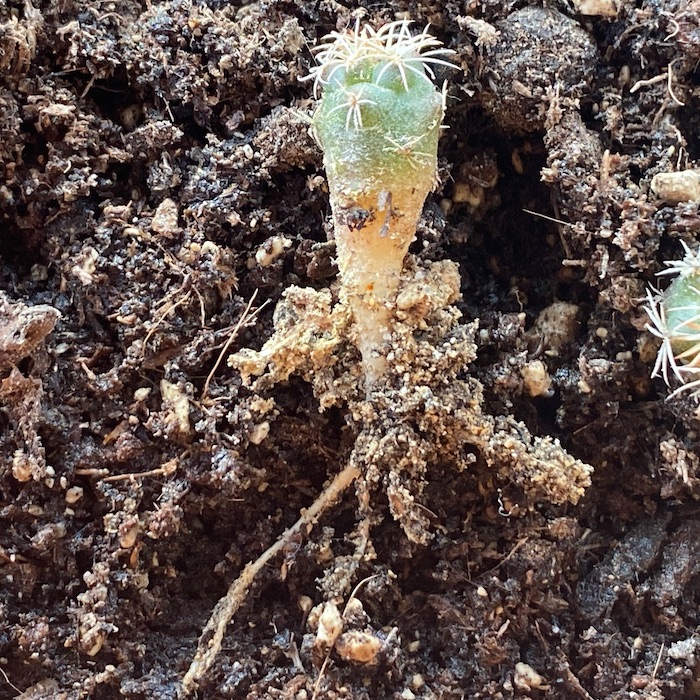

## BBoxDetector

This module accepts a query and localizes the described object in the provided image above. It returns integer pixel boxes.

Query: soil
[1,0,700,698]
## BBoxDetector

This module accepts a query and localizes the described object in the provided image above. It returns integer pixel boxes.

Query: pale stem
[332,184,428,391]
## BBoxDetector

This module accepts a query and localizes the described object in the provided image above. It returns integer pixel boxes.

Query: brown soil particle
[480,7,599,132]
[2,1,700,698]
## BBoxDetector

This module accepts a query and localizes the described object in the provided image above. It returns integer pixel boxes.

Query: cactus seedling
[644,242,700,398]
[306,21,454,390]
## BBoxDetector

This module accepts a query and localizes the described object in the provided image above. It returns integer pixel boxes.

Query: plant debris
[1,0,700,698]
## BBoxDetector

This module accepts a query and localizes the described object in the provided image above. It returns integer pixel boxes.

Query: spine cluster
[644,242,700,398]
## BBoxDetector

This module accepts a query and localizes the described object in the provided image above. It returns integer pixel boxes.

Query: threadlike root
[182,462,361,695]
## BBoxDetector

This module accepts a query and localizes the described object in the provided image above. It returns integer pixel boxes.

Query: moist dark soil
[2,0,700,698]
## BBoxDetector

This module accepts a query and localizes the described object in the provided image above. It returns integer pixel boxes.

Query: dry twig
[181,461,361,694]
[201,291,268,402]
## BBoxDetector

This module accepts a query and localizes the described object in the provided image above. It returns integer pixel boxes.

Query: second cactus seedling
[644,242,700,398]
[306,20,454,390]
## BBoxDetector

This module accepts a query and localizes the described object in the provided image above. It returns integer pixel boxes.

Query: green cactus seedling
[644,242,700,398]
[305,20,454,390]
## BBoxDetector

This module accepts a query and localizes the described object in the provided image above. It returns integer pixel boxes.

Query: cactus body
[645,243,700,396]
[307,21,452,389]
